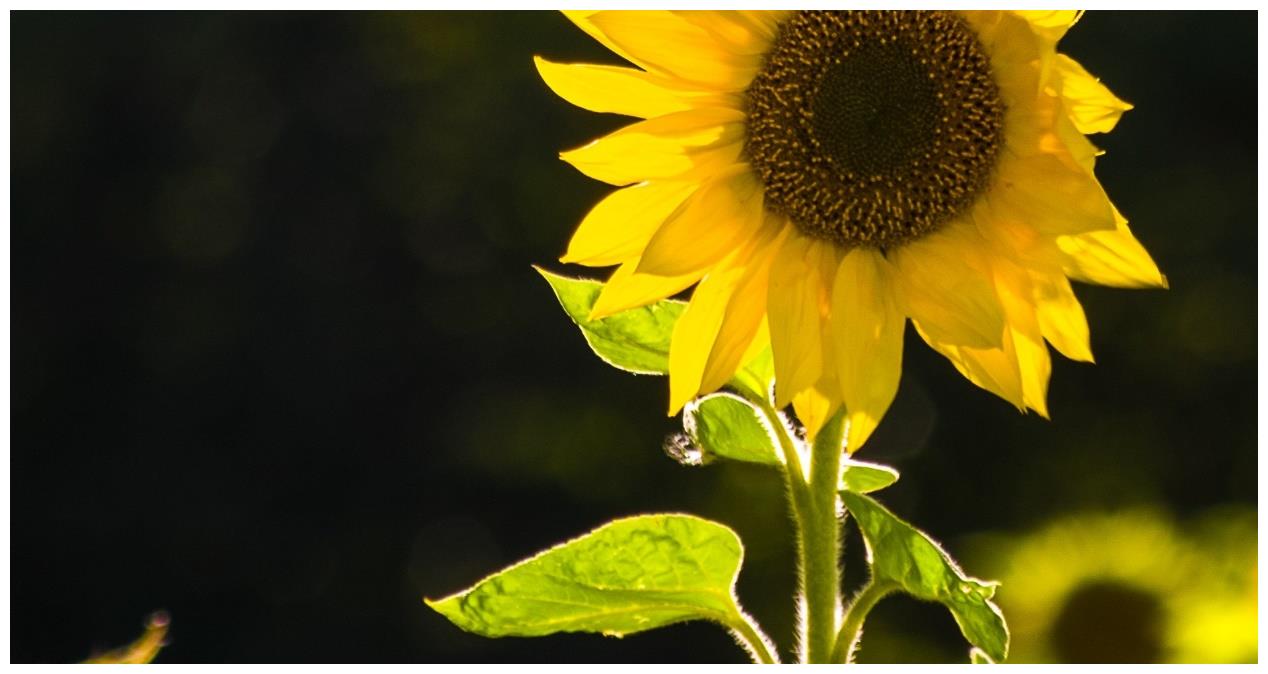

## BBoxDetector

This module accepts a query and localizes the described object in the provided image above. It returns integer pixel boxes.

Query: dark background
[12,11,1256,663]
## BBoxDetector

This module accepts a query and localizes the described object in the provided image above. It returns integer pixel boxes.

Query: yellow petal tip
[587,298,627,321]
[772,387,792,411]
[844,415,878,454]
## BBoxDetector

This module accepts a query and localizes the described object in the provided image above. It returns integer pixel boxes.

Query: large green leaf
[683,393,779,467]
[427,514,748,638]
[537,268,682,375]
[842,492,1009,662]
[839,458,900,494]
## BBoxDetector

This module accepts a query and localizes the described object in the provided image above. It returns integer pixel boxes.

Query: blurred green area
[11,11,1255,663]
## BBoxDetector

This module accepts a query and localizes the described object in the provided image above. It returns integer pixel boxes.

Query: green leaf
[970,647,996,664]
[537,268,682,375]
[839,459,900,494]
[683,393,780,467]
[729,345,774,403]
[841,492,1009,662]
[535,269,776,401]
[427,514,748,638]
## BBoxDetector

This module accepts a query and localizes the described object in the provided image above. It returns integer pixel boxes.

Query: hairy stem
[728,610,782,664]
[801,412,847,663]
[757,401,805,486]
[757,398,846,664]
[830,579,896,664]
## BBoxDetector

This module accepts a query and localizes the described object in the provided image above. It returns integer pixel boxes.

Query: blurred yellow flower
[539,11,1164,449]
[977,509,1255,664]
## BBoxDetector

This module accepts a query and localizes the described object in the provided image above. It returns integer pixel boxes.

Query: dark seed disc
[744,11,1004,249]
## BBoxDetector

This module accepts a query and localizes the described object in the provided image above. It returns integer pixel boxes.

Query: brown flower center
[744,11,1004,249]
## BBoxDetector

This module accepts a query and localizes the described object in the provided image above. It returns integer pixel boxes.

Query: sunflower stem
[800,410,847,664]
[747,391,849,664]
[760,399,847,664]
[756,402,811,662]
[756,399,805,484]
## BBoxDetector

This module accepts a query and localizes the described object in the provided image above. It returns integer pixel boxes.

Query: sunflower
[537,11,1164,449]
[976,509,1257,663]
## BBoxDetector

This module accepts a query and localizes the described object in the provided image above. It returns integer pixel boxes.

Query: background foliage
[11,11,1256,663]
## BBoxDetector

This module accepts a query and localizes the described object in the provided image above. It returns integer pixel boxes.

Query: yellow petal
[561,10,652,72]
[890,225,1007,349]
[561,181,696,267]
[971,199,1067,272]
[560,108,744,186]
[1053,110,1102,176]
[831,248,905,452]
[994,262,1052,418]
[1055,53,1133,135]
[965,11,1043,79]
[1003,87,1099,176]
[637,167,764,277]
[699,224,788,393]
[588,11,762,90]
[1015,329,1051,418]
[1056,206,1168,289]
[1014,10,1082,32]
[969,10,1073,97]
[767,233,831,407]
[1007,11,1082,88]
[916,322,1025,411]
[990,150,1116,236]
[590,256,703,320]
[669,11,775,55]
[734,11,789,42]
[534,57,701,119]
[792,382,840,445]
[1032,271,1094,362]
[667,254,746,414]
[666,225,784,414]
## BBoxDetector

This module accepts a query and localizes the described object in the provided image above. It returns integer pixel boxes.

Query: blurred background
[11,11,1256,663]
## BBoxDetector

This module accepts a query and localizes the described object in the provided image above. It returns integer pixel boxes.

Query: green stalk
[801,412,847,663]
[728,610,782,664]
[830,579,896,663]
[758,401,846,664]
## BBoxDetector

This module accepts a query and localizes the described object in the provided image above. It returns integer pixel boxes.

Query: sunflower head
[539,10,1165,449]
[974,508,1257,664]
[746,11,1004,249]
